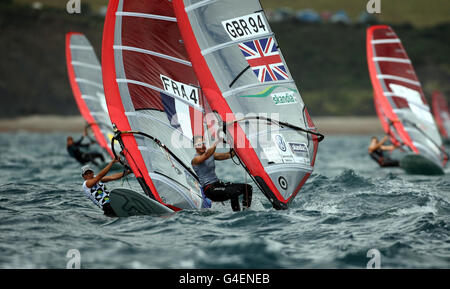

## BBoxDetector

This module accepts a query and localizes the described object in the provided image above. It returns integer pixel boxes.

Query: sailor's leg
[230,197,240,212]
[97,153,105,162]
[91,152,105,163]
[82,153,99,166]
[79,153,92,165]
[221,183,253,210]
[242,184,253,209]
[205,183,253,211]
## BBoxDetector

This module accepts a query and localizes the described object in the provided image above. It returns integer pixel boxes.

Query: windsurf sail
[173,0,323,210]
[431,91,450,142]
[66,32,116,158]
[102,0,208,211]
[366,25,447,168]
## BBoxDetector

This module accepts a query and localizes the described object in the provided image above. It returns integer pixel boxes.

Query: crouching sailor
[81,159,132,217]
[67,128,105,166]
[368,135,400,167]
[191,135,252,212]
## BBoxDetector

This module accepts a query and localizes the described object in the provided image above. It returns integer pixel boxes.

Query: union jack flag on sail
[238,37,289,83]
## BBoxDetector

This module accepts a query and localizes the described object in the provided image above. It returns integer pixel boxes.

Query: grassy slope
[260,0,450,27]
[15,0,450,27]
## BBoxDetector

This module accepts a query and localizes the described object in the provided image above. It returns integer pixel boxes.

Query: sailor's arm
[381,145,396,152]
[192,139,221,165]
[75,135,86,145]
[102,169,133,183]
[369,136,389,153]
[214,149,235,161]
[85,160,117,188]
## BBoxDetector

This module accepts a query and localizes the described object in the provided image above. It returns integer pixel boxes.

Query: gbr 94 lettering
[222,12,269,41]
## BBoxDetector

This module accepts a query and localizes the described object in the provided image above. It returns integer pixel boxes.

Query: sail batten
[373,57,411,64]
[371,39,401,45]
[116,11,177,22]
[376,74,421,86]
[185,0,220,12]
[70,45,94,50]
[114,45,192,66]
[71,61,102,70]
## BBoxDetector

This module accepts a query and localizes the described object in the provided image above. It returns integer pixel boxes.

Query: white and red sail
[173,0,322,209]
[367,25,446,168]
[66,32,115,158]
[102,0,206,211]
[431,91,450,142]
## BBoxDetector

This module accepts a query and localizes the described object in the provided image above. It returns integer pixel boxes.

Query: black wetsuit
[67,136,105,166]
[193,154,253,212]
[203,181,253,212]
[370,148,399,167]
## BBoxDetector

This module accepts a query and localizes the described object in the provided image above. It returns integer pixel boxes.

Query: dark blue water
[0,132,448,268]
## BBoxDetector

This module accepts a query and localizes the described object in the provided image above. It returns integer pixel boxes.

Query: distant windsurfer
[82,159,132,217]
[67,127,105,166]
[192,136,253,212]
[368,136,400,167]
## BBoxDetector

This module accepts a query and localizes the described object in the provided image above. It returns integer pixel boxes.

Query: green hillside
[1,2,449,117]
[14,0,450,27]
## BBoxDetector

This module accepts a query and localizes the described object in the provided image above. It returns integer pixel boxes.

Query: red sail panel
[102,0,163,204]
[102,0,205,211]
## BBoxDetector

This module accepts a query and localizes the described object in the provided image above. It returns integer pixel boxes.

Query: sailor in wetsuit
[67,129,105,166]
[368,136,400,167]
[191,135,253,212]
[82,159,132,217]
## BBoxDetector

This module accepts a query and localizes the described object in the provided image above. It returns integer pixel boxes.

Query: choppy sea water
[0,132,448,269]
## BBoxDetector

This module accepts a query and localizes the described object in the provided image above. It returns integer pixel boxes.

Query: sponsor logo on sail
[289,142,310,164]
[239,86,298,99]
[272,91,297,105]
[275,135,287,152]
[289,143,308,154]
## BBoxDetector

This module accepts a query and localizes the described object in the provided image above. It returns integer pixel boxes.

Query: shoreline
[0,115,384,135]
